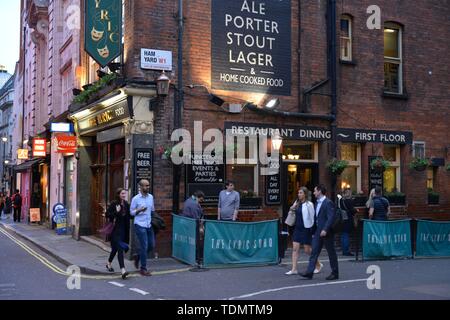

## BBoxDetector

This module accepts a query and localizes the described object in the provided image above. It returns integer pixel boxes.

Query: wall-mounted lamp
[265,98,280,109]
[2,137,7,142]
[208,94,225,107]
[97,70,107,78]
[272,134,283,151]
[108,62,121,73]
[156,71,170,96]
[72,88,82,96]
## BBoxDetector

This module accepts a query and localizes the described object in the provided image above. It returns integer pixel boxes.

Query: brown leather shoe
[139,270,152,277]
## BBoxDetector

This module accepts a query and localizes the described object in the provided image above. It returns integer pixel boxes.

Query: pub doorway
[90,139,125,237]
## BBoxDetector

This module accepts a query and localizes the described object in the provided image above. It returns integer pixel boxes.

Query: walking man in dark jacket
[13,189,22,223]
[300,184,339,280]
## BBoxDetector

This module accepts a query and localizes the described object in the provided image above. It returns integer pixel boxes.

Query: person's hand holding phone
[138,206,147,215]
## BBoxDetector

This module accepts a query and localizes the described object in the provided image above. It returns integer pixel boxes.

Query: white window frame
[282,142,319,163]
[384,23,403,94]
[384,145,401,192]
[340,15,352,61]
[412,141,426,159]
[340,143,362,193]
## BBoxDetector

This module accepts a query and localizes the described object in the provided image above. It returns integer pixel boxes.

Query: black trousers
[306,231,339,276]
[14,207,21,222]
[108,241,125,269]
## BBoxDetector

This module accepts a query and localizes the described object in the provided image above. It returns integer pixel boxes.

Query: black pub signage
[337,128,413,145]
[368,156,384,192]
[186,153,225,207]
[265,156,281,205]
[133,149,153,195]
[211,0,292,95]
[77,99,130,135]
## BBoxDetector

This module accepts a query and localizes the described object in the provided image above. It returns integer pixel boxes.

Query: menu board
[369,156,384,192]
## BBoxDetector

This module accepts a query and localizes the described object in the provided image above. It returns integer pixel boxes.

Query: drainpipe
[172,0,184,214]
[298,0,302,112]
[328,0,338,199]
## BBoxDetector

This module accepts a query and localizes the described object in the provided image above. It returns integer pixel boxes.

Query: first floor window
[383,145,401,192]
[340,143,361,193]
[229,165,258,196]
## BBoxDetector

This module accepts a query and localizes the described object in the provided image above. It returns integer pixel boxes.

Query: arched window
[340,15,353,61]
[384,22,403,94]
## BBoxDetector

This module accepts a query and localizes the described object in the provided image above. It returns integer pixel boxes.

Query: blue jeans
[135,225,155,271]
[341,232,350,255]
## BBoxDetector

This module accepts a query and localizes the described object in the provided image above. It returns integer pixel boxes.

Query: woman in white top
[286,187,323,275]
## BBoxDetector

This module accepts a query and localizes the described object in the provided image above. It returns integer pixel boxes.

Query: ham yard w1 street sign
[85,0,122,67]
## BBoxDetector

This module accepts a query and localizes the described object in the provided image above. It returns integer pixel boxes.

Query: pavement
[0,219,189,276]
[1,224,450,300]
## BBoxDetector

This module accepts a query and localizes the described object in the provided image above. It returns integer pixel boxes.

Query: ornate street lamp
[156,71,170,97]
[272,134,283,151]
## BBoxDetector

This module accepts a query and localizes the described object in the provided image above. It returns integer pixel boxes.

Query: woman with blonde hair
[285,187,323,275]
[365,188,375,218]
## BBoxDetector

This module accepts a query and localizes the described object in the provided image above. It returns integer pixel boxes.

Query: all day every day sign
[211,0,291,95]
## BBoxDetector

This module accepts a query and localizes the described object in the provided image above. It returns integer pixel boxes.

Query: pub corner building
[12,0,449,257]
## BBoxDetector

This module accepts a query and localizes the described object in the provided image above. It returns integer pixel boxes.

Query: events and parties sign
[362,219,412,259]
[32,138,47,157]
[85,0,122,67]
[203,219,279,267]
[415,220,450,257]
[186,153,225,206]
[172,214,198,266]
[211,0,291,95]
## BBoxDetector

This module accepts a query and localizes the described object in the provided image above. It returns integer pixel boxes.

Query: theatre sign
[211,0,291,95]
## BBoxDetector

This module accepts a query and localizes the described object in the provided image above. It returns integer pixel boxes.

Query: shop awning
[14,158,44,172]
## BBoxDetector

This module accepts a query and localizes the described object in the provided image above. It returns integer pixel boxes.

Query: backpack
[332,198,349,233]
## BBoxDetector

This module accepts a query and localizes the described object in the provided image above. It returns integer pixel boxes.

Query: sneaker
[285,270,298,275]
[314,262,323,274]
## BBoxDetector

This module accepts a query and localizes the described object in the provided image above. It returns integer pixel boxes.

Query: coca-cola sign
[55,136,77,154]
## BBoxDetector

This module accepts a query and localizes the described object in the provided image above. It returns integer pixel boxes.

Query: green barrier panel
[363,219,412,259]
[203,220,278,268]
[172,214,197,266]
[416,220,450,257]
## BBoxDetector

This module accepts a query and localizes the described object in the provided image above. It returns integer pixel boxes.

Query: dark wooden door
[90,166,106,235]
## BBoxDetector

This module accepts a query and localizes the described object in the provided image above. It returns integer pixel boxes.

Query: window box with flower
[384,190,406,206]
[239,190,263,209]
[427,188,439,205]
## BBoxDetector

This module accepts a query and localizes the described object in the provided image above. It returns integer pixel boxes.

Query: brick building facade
[33,0,449,257]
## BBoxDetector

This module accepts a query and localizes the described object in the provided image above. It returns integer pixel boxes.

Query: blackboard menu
[186,153,225,206]
[265,157,281,205]
[369,156,384,192]
[134,149,153,195]
[211,0,292,95]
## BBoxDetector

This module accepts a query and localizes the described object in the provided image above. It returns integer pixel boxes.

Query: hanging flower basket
[370,158,390,172]
[408,157,430,172]
[326,158,349,175]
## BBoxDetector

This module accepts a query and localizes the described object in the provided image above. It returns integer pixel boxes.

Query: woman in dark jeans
[106,188,131,279]
[339,188,358,256]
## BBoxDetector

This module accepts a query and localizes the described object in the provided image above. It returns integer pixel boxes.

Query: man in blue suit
[300,184,339,280]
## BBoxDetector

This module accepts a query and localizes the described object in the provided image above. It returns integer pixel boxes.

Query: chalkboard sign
[186,153,225,207]
[369,156,384,192]
[265,156,281,205]
[134,149,153,195]
[211,0,292,95]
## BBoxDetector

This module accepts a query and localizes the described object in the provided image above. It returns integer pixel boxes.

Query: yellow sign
[17,149,29,160]
[30,208,41,222]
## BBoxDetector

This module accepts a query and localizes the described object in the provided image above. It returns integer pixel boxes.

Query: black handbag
[151,212,166,231]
